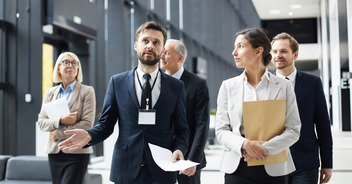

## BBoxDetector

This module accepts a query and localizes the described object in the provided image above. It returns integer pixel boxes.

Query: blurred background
[1,0,352,183]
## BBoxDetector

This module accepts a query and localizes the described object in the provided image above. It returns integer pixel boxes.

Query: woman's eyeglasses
[62,60,78,67]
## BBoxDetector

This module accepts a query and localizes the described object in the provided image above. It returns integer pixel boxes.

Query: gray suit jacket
[38,82,96,154]
[215,71,301,176]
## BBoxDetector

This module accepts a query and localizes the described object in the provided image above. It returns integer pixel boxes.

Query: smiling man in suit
[160,39,209,184]
[58,21,189,184]
[271,32,333,184]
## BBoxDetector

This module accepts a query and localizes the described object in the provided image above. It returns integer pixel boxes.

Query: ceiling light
[269,10,281,14]
[289,12,293,16]
[290,4,302,9]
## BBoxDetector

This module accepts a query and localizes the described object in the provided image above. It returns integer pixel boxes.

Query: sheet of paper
[242,99,288,166]
[43,97,70,119]
[148,143,199,171]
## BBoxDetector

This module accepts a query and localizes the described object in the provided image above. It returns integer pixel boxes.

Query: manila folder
[243,99,288,166]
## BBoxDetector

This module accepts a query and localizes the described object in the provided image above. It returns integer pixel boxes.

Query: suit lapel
[180,69,191,82]
[52,86,60,101]
[68,82,81,109]
[230,73,245,117]
[127,69,140,108]
[155,69,169,108]
[294,70,303,98]
[268,73,281,100]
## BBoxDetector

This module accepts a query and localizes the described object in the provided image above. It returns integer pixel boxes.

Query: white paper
[43,97,70,119]
[148,143,199,172]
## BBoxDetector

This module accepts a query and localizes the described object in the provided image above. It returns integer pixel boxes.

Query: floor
[88,128,352,184]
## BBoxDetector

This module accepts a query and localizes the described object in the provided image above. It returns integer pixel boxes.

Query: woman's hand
[59,112,77,125]
[50,130,58,141]
[242,139,269,161]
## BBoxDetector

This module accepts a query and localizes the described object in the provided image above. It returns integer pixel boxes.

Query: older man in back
[161,39,209,184]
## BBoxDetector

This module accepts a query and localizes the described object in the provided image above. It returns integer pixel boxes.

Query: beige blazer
[215,71,301,176]
[38,82,96,154]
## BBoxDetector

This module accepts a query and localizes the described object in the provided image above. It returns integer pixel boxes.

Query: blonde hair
[53,52,83,83]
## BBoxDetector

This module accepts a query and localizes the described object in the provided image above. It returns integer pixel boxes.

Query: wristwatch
[241,149,246,156]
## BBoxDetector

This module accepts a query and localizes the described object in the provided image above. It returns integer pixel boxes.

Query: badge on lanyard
[138,98,156,125]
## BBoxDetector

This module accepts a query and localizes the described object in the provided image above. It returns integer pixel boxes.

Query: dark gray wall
[0,0,42,155]
[103,0,260,109]
[0,0,260,155]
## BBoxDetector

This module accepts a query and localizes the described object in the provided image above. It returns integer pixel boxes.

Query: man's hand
[179,164,196,176]
[320,168,332,183]
[172,149,184,162]
[242,139,269,161]
[50,130,58,141]
[60,112,78,125]
[58,129,91,151]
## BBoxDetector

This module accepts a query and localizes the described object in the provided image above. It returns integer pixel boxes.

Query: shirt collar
[136,67,159,82]
[60,80,77,92]
[168,66,184,80]
[276,68,297,81]
[243,68,271,82]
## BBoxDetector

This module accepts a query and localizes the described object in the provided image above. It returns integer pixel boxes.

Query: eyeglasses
[61,60,78,67]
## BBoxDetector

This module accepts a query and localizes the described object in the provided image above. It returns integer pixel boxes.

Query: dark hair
[135,21,167,45]
[271,32,299,53]
[236,28,272,66]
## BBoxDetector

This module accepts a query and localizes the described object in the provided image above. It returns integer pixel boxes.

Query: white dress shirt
[167,66,184,80]
[241,68,270,135]
[276,68,297,88]
[243,69,270,102]
[135,67,161,108]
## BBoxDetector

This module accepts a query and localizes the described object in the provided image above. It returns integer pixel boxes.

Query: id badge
[138,109,156,125]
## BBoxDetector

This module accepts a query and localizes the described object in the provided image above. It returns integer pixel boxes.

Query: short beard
[138,52,160,66]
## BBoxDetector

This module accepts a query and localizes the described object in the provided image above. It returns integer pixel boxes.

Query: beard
[138,50,161,66]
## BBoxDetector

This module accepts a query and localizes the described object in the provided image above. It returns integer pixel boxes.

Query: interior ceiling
[251,0,320,20]
[251,0,321,72]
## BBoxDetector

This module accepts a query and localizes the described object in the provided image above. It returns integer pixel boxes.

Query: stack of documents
[148,143,199,171]
[43,97,70,119]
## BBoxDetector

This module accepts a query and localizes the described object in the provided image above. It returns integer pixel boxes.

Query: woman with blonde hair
[38,52,96,184]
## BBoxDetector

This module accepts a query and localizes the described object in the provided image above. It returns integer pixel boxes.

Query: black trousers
[177,169,201,184]
[132,164,160,184]
[225,158,287,184]
[48,151,90,184]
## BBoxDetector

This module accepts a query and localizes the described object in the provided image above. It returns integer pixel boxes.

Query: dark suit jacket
[180,69,209,169]
[87,68,189,184]
[291,70,333,170]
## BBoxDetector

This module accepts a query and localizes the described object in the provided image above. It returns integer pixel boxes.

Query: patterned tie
[141,74,152,109]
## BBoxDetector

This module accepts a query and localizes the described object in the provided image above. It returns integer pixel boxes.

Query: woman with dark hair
[215,28,301,184]
[38,52,96,184]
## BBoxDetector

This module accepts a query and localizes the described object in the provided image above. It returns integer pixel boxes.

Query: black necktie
[141,74,152,109]
[285,77,290,80]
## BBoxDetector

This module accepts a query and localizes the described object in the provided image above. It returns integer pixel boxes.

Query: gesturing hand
[58,129,91,151]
